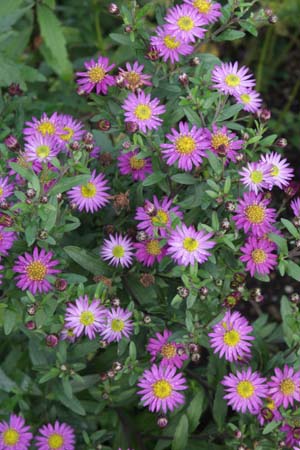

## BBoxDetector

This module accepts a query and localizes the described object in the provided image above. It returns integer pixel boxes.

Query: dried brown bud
[139,273,155,287]
[99,152,113,167]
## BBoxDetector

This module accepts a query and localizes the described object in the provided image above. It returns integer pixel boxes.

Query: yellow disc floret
[175,135,196,155]
[152,379,172,398]
[26,261,47,281]
[237,380,255,398]
[88,66,105,83]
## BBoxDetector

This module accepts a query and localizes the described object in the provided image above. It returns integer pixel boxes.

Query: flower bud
[98,119,111,131]
[177,286,190,298]
[76,87,86,96]
[235,153,244,162]
[108,3,120,15]
[27,304,37,316]
[264,8,273,17]
[257,108,271,121]
[157,416,168,428]
[82,131,94,144]
[215,279,223,287]
[234,430,242,439]
[55,278,68,291]
[107,369,116,379]
[284,182,299,197]
[46,334,58,347]
[125,121,138,133]
[38,229,48,240]
[40,195,48,204]
[179,73,189,87]
[111,297,121,307]
[225,201,236,212]
[70,141,80,151]
[221,218,230,231]
[7,83,23,96]
[0,213,13,227]
[296,240,300,249]
[268,14,278,24]
[176,347,186,357]
[0,200,9,210]
[99,340,108,348]
[124,25,133,33]
[100,372,108,381]
[290,293,300,304]
[85,143,94,153]
[293,216,300,228]
[199,286,208,296]
[60,364,68,372]
[136,231,149,242]
[143,315,151,324]
[99,152,113,167]
[26,320,36,330]
[188,343,200,353]
[223,292,241,308]
[139,273,155,287]
[26,188,36,199]
[191,352,201,362]
[190,56,200,66]
[102,392,109,400]
[233,272,246,284]
[122,141,131,149]
[145,46,159,61]
[275,137,287,148]
[25,199,32,205]
[4,135,19,150]
[56,193,63,202]
[112,361,123,371]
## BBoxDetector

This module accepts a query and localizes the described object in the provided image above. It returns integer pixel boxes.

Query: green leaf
[37,4,72,80]
[109,33,132,46]
[64,246,110,276]
[39,368,60,384]
[214,30,245,42]
[129,341,137,361]
[262,420,280,435]
[280,295,294,346]
[9,162,40,190]
[206,151,222,174]
[0,368,16,392]
[49,174,90,196]
[142,172,165,187]
[3,310,16,335]
[216,103,243,121]
[182,107,202,127]
[281,218,300,239]
[224,176,231,194]
[268,232,288,255]
[55,388,86,415]
[286,260,300,281]
[171,174,197,185]
[186,388,206,432]
[172,414,189,450]
[213,384,227,430]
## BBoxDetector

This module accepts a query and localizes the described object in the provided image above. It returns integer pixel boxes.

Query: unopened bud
[145,46,159,61]
[275,137,287,148]
[268,14,278,24]
[122,141,131,149]
[177,286,190,298]
[100,372,108,381]
[143,315,151,324]
[124,25,133,33]
[112,361,123,371]
[7,83,23,96]
[107,369,116,379]
[76,87,86,96]
[264,8,273,17]
[85,143,94,152]
[108,3,120,15]
[40,195,48,204]
[293,216,300,228]
[70,141,80,151]
[125,121,138,133]
[140,273,155,287]
[27,304,37,316]
[26,320,36,330]
[191,352,201,362]
[0,201,9,210]
[157,416,168,428]
[102,392,109,400]
[98,119,111,131]
[136,231,149,242]
[46,334,58,347]
[188,343,200,353]
[179,73,189,87]
[4,135,19,150]
[55,278,68,291]
[215,279,223,287]
[26,188,36,199]
[38,229,48,240]
[225,201,235,212]
[190,57,200,66]
[290,292,300,304]
[56,193,63,202]
[82,131,94,144]
[221,218,230,231]
[257,108,271,121]
[199,286,208,296]
[234,430,242,439]
[284,182,299,197]
[99,340,108,348]
[111,297,120,307]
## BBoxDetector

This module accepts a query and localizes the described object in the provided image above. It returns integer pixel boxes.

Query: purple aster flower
[13,247,61,294]
[118,61,152,91]
[138,364,188,413]
[76,56,115,95]
[160,121,208,171]
[233,89,263,113]
[147,329,188,368]
[67,170,110,213]
[240,236,277,277]
[23,112,62,138]
[135,196,183,238]
[150,25,194,64]
[268,365,300,409]
[211,61,256,95]
[222,368,268,414]
[0,261,3,285]
[64,295,106,340]
[134,239,167,267]
[35,421,75,450]
[0,414,32,450]
[167,224,215,266]
[257,398,282,426]
[208,310,254,362]
[100,234,134,268]
[164,4,207,43]
[59,327,77,343]
[23,134,61,163]
[0,177,14,202]
[122,91,166,134]
[207,124,244,163]
[291,197,300,217]
[0,226,16,256]
[232,192,276,237]
[117,149,152,181]
[239,161,273,194]
[100,307,133,342]
[56,114,85,144]
[260,152,294,189]
[184,0,222,24]
[280,423,300,448]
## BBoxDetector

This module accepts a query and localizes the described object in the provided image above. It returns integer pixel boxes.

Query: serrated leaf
[172,414,189,450]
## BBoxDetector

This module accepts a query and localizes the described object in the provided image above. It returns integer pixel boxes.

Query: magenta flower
[117,149,152,181]
[222,368,268,414]
[208,311,254,362]
[122,91,166,134]
[64,295,106,340]
[118,61,152,91]
[239,161,273,194]
[233,89,262,113]
[134,239,166,267]
[161,121,208,171]
[281,423,300,448]
[67,170,110,213]
[184,0,222,24]
[164,4,207,43]
[0,226,16,256]
[268,365,300,409]
[207,124,244,163]
[211,61,256,95]
[23,112,62,138]
[167,224,215,266]
[260,152,294,189]
[101,234,134,268]
[0,177,14,202]
[256,398,282,426]
[291,198,300,217]
[0,414,32,450]
[240,236,277,277]
[232,192,276,237]
[57,114,85,144]
[23,134,61,163]
[100,307,133,342]
[35,421,75,450]
[137,364,188,413]
[135,196,183,238]
[13,247,61,294]
[150,26,194,64]
[147,329,188,368]
[76,56,115,95]
[59,327,77,343]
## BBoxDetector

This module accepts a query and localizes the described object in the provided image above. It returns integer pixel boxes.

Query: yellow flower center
[251,249,267,264]
[37,121,55,135]
[223,329,240,346]
[129,156,145,170]
[146,240,161,256]
[125,71,141,87]
[151,209,169,226]
[26,261,47,281]
[88,66,106,83]
[266,397,276,410]
[80,311,95,326]
[134,104,152,121]
[183,237,199,252]
[152,379,172,399]
[112,245,125,258]
[0,187,3,197]
[177,16,194,31]
[225,74,241,87]
[237,380,255,399]
[193,0,211,13]
[36,145,50,159]
[3,428,19,445]
[111,318,125,332]
[250,170,263,184]
[271,165,279,177]
[48,433,64,449]
[81,182,97,198]
[245,205,265,224]
[211,133,230,150]
[60,126,74,141]
[280,378,295,395]
[240,93,251,104]
[163,34,180,49]
[161,343,177,359]
[175,135,196,155]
